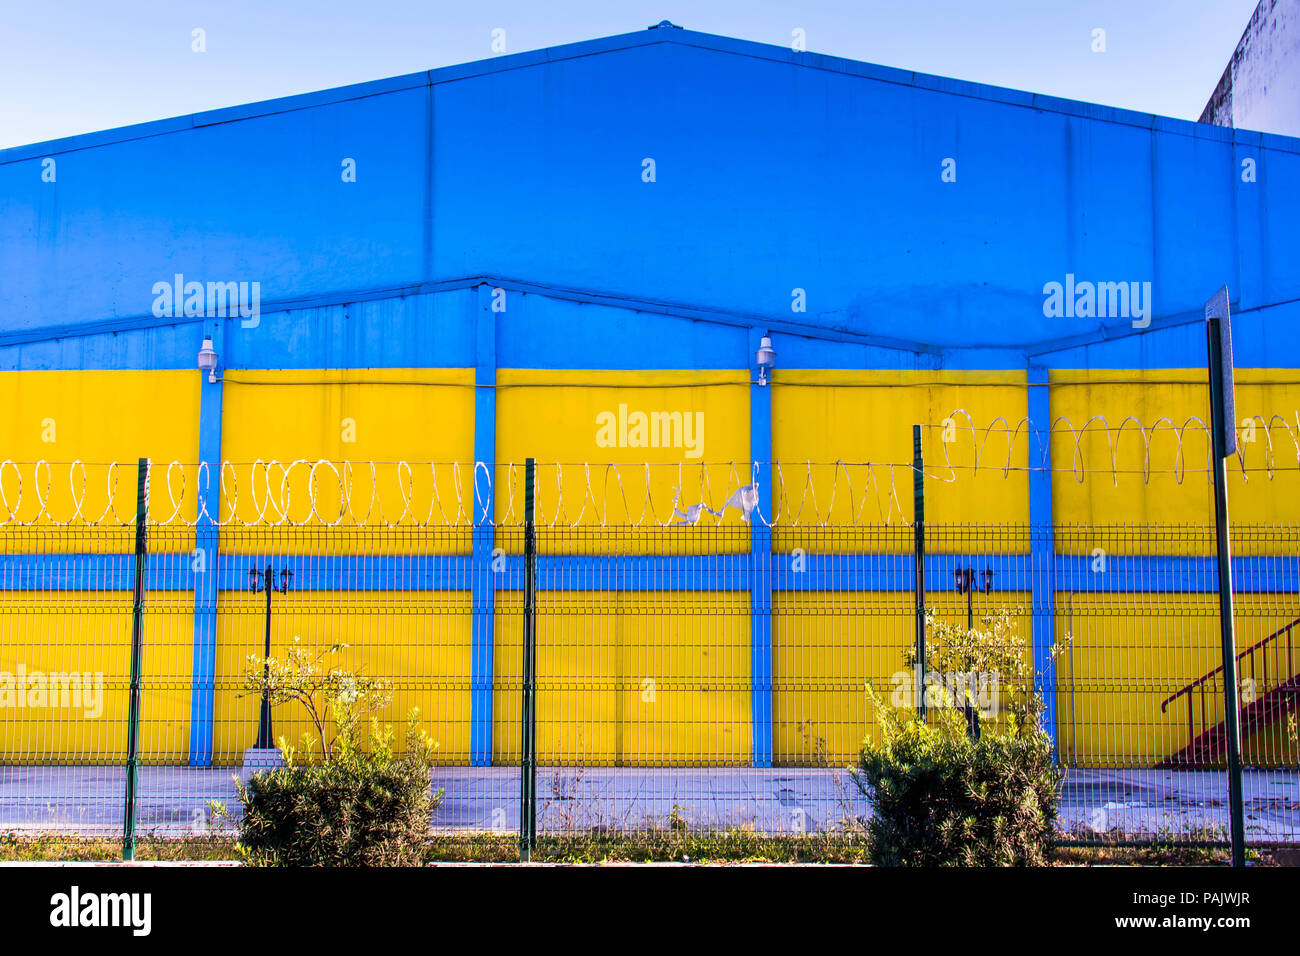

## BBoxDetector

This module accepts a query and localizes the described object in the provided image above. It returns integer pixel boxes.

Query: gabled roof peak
[3,23,1293,164]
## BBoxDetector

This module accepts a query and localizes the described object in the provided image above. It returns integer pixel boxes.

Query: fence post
[123,457,150,861]
[913,426,926,718]
[519,457,537,862]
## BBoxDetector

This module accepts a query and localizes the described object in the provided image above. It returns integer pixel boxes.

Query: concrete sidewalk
[1,764,1296,842]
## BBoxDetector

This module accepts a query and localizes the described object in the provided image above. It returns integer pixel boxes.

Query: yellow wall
[2,366,1298,545]
[772,371,1031,553]
[773,591,910,765]
[10,584,1293,769]
[1051,370,1300,554]
[219,369,476,551]
[0,591,193,763]
[0,370,200,549]
[492,590,752,766]
[494,370,751,553]
[210,589,472,764]
[3,367,1300,770]
[774,591,1034,765]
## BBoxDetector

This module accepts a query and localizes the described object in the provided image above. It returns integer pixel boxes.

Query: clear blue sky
[0,0,1259,150]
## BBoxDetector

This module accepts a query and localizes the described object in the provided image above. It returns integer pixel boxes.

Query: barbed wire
[0,459,911,529]
[929,409,1300,485]
[1,411,1297,528]
[0,458,916,528]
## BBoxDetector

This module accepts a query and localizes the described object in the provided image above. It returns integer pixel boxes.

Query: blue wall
[1,26,1298,371]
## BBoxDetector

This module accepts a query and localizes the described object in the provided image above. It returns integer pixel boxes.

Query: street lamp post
[250,566,293,749]
[953,566,994,739]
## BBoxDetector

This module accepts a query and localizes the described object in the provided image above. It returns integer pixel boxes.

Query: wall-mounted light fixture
[197,337,221,384]
[755,334,776,386]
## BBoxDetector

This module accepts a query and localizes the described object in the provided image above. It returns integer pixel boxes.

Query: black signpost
[913,425,926,719]
[1204,285,1246,868]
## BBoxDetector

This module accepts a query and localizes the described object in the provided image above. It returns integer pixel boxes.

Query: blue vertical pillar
[470,284,497,765]
[749,328,774,767]
[188,317,224,766]
[1027,366,1057,754]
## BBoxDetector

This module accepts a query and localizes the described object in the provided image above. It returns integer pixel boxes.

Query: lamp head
[755,335,776,386]
[197,337,219,383]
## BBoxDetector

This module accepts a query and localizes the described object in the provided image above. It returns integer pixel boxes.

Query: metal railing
[1160,617,1300,769]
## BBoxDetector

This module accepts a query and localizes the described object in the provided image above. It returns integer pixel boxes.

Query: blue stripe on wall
[3,550,1298,594]
[1028,367,1057,751]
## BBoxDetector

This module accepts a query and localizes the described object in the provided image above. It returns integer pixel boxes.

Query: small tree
[240,638,391,761]
[219,640,442,866]
[858,607,1061,866]
[901,607,1042,737]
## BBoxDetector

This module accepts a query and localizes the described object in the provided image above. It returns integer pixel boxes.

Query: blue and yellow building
[2,24,1299,771]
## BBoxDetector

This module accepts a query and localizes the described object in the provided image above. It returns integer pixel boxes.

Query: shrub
[856,608,1062,866]
[234,712,439,867]
[222,641,441,867]
[856,695,1059,866]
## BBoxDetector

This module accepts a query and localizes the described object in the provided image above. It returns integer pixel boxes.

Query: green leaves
[232,642,442,866]
[234,753,443,866]
[858,728,1059,866]
[858,608,1062,866]
[241,639,394,763]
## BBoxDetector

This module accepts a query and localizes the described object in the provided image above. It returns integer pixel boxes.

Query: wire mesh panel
[0,527,137,841]
[1,457,1297,855]
[126,525,211,843]
[1051,524,1300,846]
[500,526,867,835]
[194,526,492,836]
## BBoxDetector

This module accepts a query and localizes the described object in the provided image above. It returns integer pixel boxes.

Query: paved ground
[1,764,1296,842]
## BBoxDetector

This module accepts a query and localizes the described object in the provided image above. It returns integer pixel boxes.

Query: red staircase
[1159,617,1300,768]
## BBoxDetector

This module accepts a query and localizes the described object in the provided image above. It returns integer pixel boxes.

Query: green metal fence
[1,458,1297,858]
